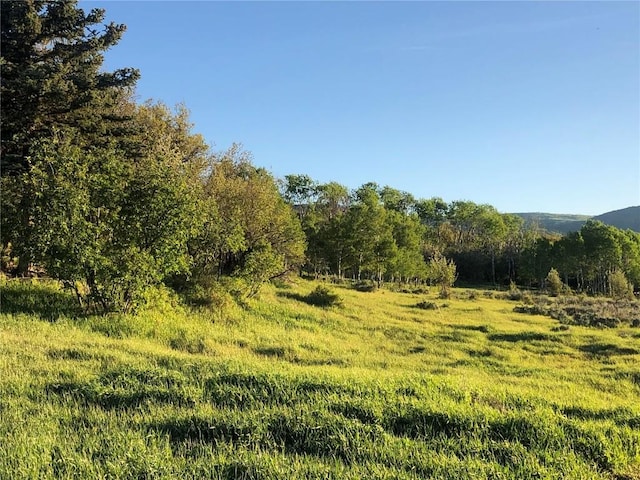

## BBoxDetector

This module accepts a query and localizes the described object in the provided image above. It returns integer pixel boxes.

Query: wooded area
[2,0,639,313]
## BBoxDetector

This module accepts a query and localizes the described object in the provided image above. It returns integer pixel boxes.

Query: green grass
[1,278,639,479]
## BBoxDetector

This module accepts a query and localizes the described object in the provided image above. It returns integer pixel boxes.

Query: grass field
[1,278,639,479]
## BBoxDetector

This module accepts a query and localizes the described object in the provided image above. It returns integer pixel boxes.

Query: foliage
[352,281,377,292]
[23,123,202,313]
[0,243,17,274]
[428,253,457,299]
[415,300,438,310]
[546,268,565,297]
[609,270,634,300]
[1,0,139,273]
[514,293,640,328]
[305,285,343,307]
[191,145,305,295]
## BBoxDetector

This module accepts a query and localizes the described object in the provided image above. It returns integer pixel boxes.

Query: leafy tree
[428,253,457,299]
[414,197,448,227]
[614,229,640,291]
[580,221,622,295]
[26,122,202,313]
[1,0,139,273]
[194,145,306,297]
[342,186,396,282]
[379,186,415,214]
[609,270,633,300]
[280,174,318,222]
[385,210,427,283]
[502,213,531,283]
[545,268,564,297]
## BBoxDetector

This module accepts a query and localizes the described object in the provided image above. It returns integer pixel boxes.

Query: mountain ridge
[513,206,639,234]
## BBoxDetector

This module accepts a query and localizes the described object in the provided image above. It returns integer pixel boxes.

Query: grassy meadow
[1,278,639,479]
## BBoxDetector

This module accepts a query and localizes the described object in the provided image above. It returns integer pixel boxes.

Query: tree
[545,268,564,297]
[342,185,396,283]
[379,186,415,214]
[385,210,427,283]
[280,174,318,222]
[1,0,139,273]
[428,253,457,299]
[26,120,203,313]
[580,221,622,295]
[193,145,306,297]
[609,270,633,300]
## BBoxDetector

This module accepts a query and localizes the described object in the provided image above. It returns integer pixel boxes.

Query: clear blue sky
[86,1,639,215]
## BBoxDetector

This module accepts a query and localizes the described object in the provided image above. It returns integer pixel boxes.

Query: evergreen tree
[1,0,139,273]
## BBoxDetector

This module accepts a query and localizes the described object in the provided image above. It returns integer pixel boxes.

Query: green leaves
[189,145,306,298]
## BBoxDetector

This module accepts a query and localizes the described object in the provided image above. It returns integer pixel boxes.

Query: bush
[609,270,633,300]
[305,286,343,308]
[546,268,564,297]
[514,304,548,316]
[428,253,457,299]
[352,281,377,292]
[415,300,438,310]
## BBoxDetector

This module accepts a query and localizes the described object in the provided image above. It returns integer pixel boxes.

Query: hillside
[512,212,592,234]
[594,206,640,232]
[2,279,639,479]
[514,206,640,234]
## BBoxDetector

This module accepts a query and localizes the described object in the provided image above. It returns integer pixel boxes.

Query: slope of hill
[1,279,639,479]
[513,212,592,234]
[514,206,640,234]
[593,206,640,232]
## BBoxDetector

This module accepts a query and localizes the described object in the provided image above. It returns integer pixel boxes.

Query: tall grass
[1,278,639,479]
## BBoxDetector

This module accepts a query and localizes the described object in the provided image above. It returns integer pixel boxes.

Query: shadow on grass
[203,371,359,409]
[0,280,81,320]
[561,406,640,428]
[153,411,384,465]
[276,287,342,308]
[450,324,494,334]
[46,366,197,409]
[488,332,557,343]
[578,343,639,357]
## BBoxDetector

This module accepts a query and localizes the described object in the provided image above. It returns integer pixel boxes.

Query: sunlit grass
[1,278,639,479]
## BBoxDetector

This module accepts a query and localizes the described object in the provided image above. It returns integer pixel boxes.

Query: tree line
[1,1,638,314]
[279,175,640,297]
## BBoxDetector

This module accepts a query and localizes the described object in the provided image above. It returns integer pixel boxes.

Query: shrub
[505,281,524,301]
[305,286,343,308]
[428,253,457,299]
[546,268,564,297]
[514,305,547,316]
[609,270,633,300]
[415,300,438,310]
[521,292,534,305]
[352,281,377,292]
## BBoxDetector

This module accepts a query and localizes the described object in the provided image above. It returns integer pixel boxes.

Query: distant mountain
[593,206,640,232]
[514,213,591,235]
[513,206,640,234]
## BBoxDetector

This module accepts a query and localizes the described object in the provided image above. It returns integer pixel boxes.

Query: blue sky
[87,1,639,215]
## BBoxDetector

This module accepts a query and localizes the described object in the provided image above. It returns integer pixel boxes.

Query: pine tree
[1,0,139,273]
